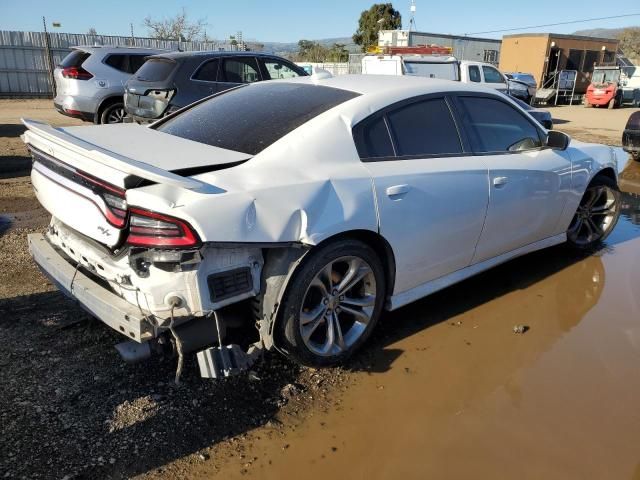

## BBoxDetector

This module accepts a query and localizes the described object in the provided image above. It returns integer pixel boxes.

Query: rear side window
[104,54,128,72]
[59,50,90,68]
[482,66,505,84]
[129,55,148,73]
[135,58,176,81]
[352,116,394,159]
[156,83,359,155]
[457,96,542,153]
[468,65,481,82]
[221,57,260,83]
[386,98,462,157]
[193,59,220,81]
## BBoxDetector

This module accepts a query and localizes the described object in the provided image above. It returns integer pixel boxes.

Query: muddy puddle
[186,158,640,480]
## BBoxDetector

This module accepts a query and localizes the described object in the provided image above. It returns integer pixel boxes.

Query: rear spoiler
[21,118,215,192]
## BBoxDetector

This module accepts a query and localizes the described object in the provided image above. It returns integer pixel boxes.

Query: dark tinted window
[468,65,481,82]
[221,57,260,83]
[566,49,583,71]
[129,55,148,73]
[105,54,128,72]
[353,116,394,159]
[583,50,599,73]
[193,59,220,81]
[156,83,359,155]
[59,50,90,68]
[135,58,176,81]
[482,66,504,83]
[457,96,542,153]
[263,59,303,79]
[386,98,462,157]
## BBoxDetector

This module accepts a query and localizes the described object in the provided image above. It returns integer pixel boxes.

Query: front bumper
[28,233,155,342]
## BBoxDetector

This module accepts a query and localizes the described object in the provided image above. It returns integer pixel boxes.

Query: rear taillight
[75,171,127,227]
[126,208,200,248]
[61,66,93,80]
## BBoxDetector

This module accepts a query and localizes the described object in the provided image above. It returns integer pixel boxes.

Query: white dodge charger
[22,74,621,374]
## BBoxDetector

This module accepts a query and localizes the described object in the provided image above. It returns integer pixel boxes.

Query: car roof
[72,45,167,54]
[280,74,495,96]
[147,50,281,61]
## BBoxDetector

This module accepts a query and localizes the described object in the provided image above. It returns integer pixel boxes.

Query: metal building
[378,30,502,65]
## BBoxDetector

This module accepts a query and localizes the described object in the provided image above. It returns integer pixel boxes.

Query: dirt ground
[1,100,640,480]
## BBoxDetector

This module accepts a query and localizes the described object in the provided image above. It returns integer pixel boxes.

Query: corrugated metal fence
[0,30,235,97]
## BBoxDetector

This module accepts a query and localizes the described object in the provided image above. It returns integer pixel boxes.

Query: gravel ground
[0,100,353,479]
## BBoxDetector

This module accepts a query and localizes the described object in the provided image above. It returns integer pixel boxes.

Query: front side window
[386,98,462,157]
[457,96,542,153]
[264,60,302,79]
[468,65,481,83]
[482,66,505,84]
[221,57,261,83]
[193,59,220,82]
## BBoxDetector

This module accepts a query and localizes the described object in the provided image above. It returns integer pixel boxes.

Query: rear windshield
[156,82,360,155]
[59,50,90,68]
[404,61,459,81]
[135,58,176,81]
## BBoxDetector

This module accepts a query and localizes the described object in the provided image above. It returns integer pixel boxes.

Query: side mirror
[546,130,570,150]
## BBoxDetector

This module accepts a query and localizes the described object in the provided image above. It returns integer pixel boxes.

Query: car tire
[100,102,126,124]
[566,176,621,250]
[632,151,640,161]
[276,239,386,367]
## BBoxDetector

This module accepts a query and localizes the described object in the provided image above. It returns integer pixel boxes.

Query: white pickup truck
[362,54,510,94]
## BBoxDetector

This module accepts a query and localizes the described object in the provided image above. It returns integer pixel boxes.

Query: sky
[0,0,639,43]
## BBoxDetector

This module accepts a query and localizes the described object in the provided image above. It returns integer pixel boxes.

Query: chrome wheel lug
[323,298,329,305]
[332,289,338,296]
[339,295,345,301]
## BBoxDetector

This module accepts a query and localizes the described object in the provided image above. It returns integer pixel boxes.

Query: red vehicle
[585,67,623,109]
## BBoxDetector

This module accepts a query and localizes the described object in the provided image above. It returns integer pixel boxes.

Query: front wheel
[276,239,386,367]
[567,176,621,249]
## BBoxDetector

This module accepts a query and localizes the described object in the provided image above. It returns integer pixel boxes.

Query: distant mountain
[246,36,359,57]
[572,27,629,39]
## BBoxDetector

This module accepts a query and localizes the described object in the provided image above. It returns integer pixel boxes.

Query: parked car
[124,51,308,123]
[361,53,509,94]
[505,72,537,102]
[623,111,640,160]
[23,75,621,376]
[585,66,640,108]
[510,96,553,129]
[53,46,165,124]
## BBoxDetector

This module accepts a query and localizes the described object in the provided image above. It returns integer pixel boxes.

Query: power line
[464,13,640,36]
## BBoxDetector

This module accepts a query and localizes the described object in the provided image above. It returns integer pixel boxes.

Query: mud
[185,159,640,480]
[2,100,640,479]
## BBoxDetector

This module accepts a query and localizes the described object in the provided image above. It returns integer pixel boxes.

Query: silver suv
[54,46,165,124]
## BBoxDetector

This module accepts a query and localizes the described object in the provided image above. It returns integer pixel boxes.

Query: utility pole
[130,23,135,46]
[42,16,56,97]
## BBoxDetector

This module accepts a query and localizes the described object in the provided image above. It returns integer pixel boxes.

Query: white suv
[54,46,165,124]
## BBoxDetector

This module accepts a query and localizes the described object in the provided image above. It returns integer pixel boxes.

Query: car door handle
[386,184,410,197]
[493,176,508,188]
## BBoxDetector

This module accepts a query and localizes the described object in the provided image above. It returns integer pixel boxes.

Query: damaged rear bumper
[28,233,155,342]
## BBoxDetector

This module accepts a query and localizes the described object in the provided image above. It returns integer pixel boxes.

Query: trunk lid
[22,119,250,247]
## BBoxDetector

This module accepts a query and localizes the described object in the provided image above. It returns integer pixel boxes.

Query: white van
[361,55,509,93]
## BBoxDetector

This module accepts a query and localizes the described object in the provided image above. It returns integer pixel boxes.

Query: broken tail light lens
[61,66,93,80]
[127,208,200,248]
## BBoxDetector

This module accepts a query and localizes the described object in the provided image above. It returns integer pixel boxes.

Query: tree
[617,27,640,60]
[87,27,97,36]
[144,8,207,41]
[352,3,402,52]
[297,40,328,62]
[327,43,349,62]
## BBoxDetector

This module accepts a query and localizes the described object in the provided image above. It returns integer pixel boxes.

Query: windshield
[156,82,360,155]
[403,61,459,81]
[592,69,620,84]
